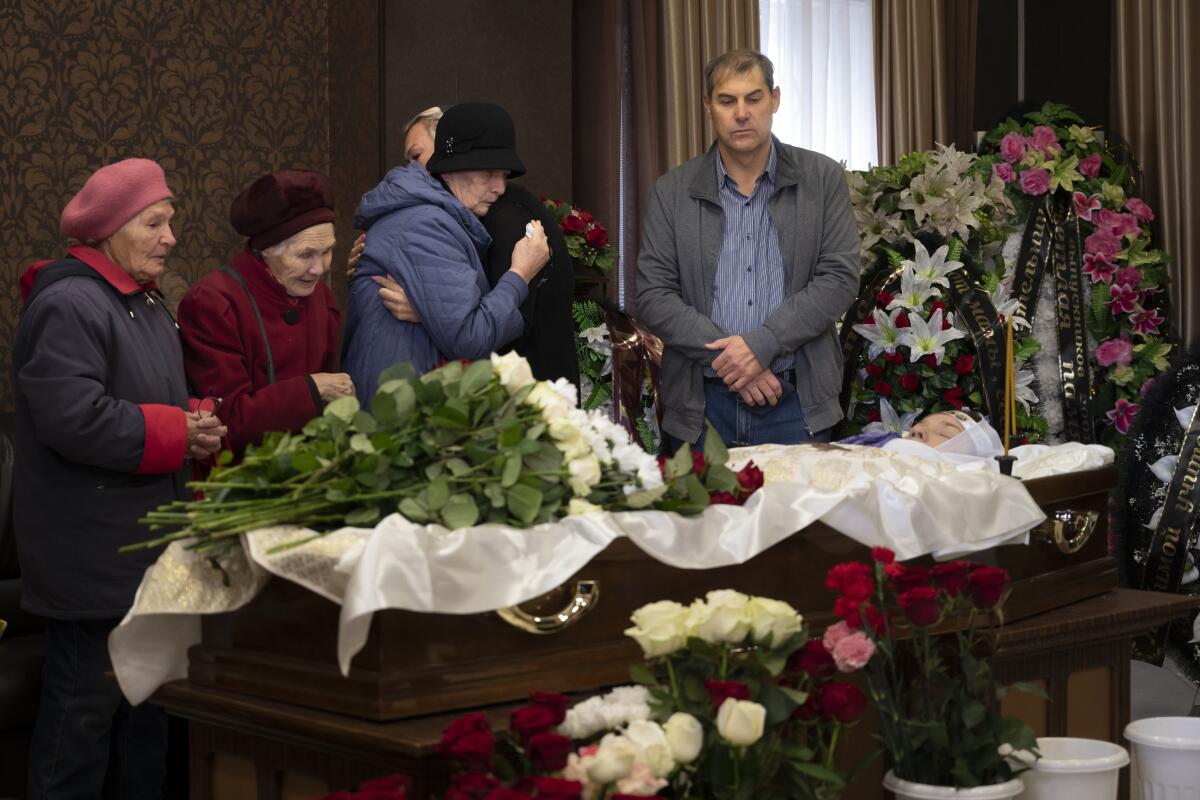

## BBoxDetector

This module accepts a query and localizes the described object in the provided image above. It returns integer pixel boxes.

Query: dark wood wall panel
[381,0,573,202]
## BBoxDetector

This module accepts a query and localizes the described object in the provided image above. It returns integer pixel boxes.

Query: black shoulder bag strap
[221,265,275,385]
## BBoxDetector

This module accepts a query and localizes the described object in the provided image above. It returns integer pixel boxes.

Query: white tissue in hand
[525,222,535,238]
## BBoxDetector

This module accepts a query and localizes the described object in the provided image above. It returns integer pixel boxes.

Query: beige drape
[873,0,978,163]
[1112,0,1200,344]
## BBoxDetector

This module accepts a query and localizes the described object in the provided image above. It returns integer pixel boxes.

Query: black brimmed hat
[426,102,526,178]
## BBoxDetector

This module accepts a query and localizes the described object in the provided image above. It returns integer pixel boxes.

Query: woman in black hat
[342,102,550,398]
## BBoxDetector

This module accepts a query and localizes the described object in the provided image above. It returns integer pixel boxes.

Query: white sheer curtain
[760,0,878,169]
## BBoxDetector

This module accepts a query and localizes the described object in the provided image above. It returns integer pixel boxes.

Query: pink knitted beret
[60,158,174,242]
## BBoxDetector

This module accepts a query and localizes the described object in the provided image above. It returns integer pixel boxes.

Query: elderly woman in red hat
[13,157,227,798]
[177,169,352,455]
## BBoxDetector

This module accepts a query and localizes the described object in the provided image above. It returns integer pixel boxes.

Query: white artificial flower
[1013,364,1038,413]
[580,325,612,356]
[989,284,1031,330]
[624,601,691,658]
[490,351,534,392]
[746,596,803,646]
[716,699,766,746]
[906,239,965,288]
[662,713,704,764]
[900,308,966,365]
[887,266,938,311]
[1176,405,1197,431]
[862,397,924,435]
[852,307,906,360]
[931,142,976,176]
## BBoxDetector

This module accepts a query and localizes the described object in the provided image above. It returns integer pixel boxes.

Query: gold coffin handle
[1038,509,1099,554]
[495,580,599,635]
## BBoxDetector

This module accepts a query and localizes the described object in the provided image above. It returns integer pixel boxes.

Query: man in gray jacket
[637,49,860,450]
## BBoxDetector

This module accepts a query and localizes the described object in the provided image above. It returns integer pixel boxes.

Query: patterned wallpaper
[0,0,329,409]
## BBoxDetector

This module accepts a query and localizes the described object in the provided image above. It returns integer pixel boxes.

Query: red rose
[883,351,905,365]
[967,566,1010,609]
[440,713,495,768]
[865,363,883,378]
[561,214,587,234]
[510,705,556,742]
[825,562,874,601]
[820,681,867,723]
[445,772,501,800]
[884,562,930,594]
[953,355,974,376]
[692,450,706,475]
[876,291,895,306]
[899,373,920,392]
[709,490,740,505]
[943,386,965,409]
[585,225,608,249]
[736,462,764,494]
[931,300,945,315]
[529,691,568,725]
[924,354,938,368]
[786,639,836,679]
[872,547,895,565]
[528,733,573,773]
[872,380,893,397]
[704,679,751,709]
[897,587,943,627]
[483,790,534,800]
[578,209,594,223]
[531,776,583,800]
[895,312,910,328]
[930,561,972,597]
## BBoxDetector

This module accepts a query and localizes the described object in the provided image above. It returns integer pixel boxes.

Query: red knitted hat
[60,158,174,242]
[230,170,335,251]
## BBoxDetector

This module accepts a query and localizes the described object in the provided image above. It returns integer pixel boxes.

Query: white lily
[1013,364,1038,413]
[900,308,965,365]
[580,325,612,356]
[989,284,1030,330]
[887,266,938,312]
[863,397,924,434]
[851,307,906,360]
[906,239,964,288]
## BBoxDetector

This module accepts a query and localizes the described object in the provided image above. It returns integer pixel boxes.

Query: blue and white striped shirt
[707,144,794,375]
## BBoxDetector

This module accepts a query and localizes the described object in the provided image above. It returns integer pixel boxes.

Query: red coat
[177,249,340,453]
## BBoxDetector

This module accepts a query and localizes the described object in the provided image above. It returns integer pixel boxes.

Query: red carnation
[532,777,584,800]
[953,355,975,376]
[820,681,867,723]
[931,300,946,315]
[883,351,905,365]
[895,312,910,328]
[787,639,836,680]
[930,561,972,597]
[943,386,965,409]
[445,772,501,800]
[561,214,587,235]
[884,562,930,594]
[705,679,751,709]
[692,450,706,475]
[924,354,938,368]
[709,490,740,505]
[529,692,568,725]
[510,705,556,742]
[585,225,608,249]
[865,363,883,378]
[873,380,894,397]
[872,547,895,565]
[439,713,495,769]
[897,587,943,627]
[876,290,895,306]
[528,735,575,773]
[968,566,1010,609]
[899,373,920,393]
[736,462,764,494]
[825,562,874,601]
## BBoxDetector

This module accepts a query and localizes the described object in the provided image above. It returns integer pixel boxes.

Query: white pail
[1124,717,1200,800]
[882,770,1023,800]
[1016,737,1128,800]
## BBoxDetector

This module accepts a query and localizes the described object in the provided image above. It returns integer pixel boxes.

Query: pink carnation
[1000,132,1027,163]
[1085,228,1123,259]
[1073,191,1101,221]
[1095,209,1141,237]
[1131,306,1166,337]
[1029,125,1061,155]
[1126,197,1155,222]
[822,621,855,652]
[1114,267,1143,288]
[1078,152,1102,178]
[831,630,876,673]
[617,762,668,797]
[1110,283,1139,315]
[1105,398,1139,434]
[1019,168,1052,196]
[993,162,1016,183]
[1095,338,1133,367]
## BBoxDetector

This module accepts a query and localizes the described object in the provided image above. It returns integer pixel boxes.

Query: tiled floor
[1128,656,1199,800]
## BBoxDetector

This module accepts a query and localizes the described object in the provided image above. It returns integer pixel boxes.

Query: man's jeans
[27,617,166,800]
[665,371,832,452]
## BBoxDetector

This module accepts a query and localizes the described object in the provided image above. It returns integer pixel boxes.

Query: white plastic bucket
[882,770,1023,800]
[1124,716,1200,800]
[1015,737,1129,800]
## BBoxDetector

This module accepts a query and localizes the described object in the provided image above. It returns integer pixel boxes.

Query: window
[760,0,878,169]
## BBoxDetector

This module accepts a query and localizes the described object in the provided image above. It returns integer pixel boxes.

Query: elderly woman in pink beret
[14,157,226,798]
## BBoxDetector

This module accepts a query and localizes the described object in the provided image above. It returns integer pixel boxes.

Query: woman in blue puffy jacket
[342,102,550,398]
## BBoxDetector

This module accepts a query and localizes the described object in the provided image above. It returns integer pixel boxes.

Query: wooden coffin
[189,465,1117,721]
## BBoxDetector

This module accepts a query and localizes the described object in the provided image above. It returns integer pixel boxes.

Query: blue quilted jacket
[342,163,529,398]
